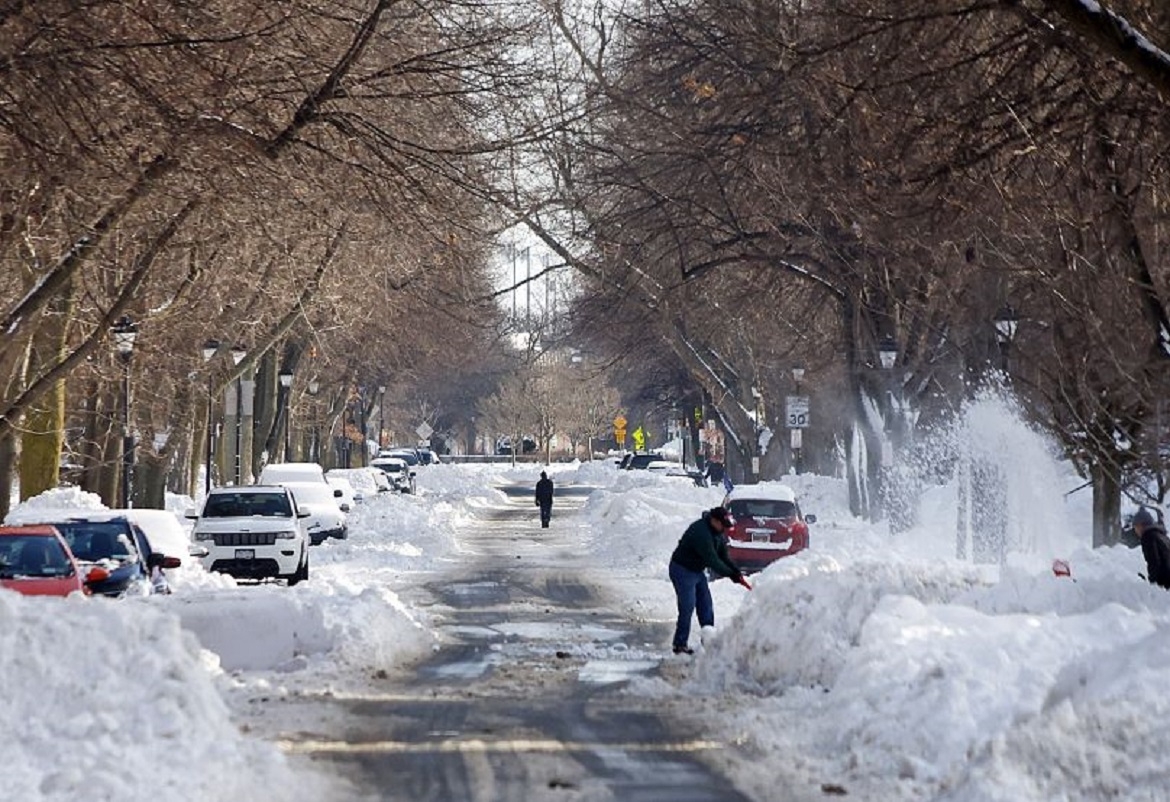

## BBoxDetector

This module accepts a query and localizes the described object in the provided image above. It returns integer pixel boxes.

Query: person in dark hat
[1133,507,1170,589]
[668,506,751,655]
[534,471,554,528]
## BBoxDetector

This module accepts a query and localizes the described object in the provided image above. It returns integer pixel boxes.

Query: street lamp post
[877,335,899,464]
[378,385,386,451]
[111,316,138,508]
[358,386,369,467]
[231,344,247,484]
[791,366,805,474]
[279,368,293,461]
[201,339,220,495]
[308,379,320,463]
[994,305,1019,374]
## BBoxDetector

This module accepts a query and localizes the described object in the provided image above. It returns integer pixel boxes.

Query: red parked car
[0,525,108,597]
[721,484,816,573]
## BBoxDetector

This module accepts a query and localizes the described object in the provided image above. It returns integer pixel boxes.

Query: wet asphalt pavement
[274,482,761,801]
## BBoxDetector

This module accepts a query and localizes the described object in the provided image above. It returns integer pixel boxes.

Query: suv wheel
[286,550,309,586]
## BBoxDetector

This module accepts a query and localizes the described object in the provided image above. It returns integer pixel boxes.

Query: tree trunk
[223,382,240,485]
[136,449,168,509]
[241,367,257,484]
[190,395,211,498]
[20,386,64,501]
[19,285,72,500]
[1091,461,1121,548]
[0,432,16,520]
[252,351,276,476]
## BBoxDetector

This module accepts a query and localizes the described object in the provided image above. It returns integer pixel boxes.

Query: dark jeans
[539,503,552,527]
[669,560,713,649]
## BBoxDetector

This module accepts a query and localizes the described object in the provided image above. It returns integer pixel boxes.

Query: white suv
[188,486,309,585]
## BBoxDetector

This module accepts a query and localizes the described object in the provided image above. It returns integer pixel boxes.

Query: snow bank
[0,590,331,802]
[694,557,987,692]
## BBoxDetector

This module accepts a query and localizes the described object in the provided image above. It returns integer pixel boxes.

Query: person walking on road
[535,471,554,528]
[1133,507,1170,589]
[668,506,751,654]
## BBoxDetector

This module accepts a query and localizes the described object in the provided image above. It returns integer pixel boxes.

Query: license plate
[235,549,255,560]
[752,532,771,543]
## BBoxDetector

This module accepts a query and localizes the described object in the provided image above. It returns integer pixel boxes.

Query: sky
[4,395,1170,801]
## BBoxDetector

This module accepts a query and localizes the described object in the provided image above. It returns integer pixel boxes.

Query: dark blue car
[45,516,177,597]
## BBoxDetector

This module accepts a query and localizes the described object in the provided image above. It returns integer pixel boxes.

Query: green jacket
[670,514,741,579]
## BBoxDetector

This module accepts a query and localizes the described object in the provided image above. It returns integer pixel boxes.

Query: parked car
[259,461,329,486]
[371,456,415,493]
[0,525,109,597]
[114,508,197,566]
[281,481,348,545]
[720,484,816,573]
[4,512,180,596]
[645,460,697,480]
[417,448,441,465]
[188,486,309,585]
[623,452,664,470]
[328,467,392,499]
[380,448,421,468]
[324,475,357,512]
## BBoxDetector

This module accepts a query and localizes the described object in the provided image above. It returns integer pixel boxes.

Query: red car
[0,525,108,597]
[722,484,816,573]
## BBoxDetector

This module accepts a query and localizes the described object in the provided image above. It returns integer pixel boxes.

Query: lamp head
[878,335,898,370]
[111,315,138,357]
[994,305,1019,344]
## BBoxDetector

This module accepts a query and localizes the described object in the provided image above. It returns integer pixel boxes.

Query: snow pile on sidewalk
[649,461,1170,800]
[0,590,333,802]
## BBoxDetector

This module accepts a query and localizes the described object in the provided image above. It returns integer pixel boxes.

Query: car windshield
[52,520,138,563]
[0,535,73,578]
[388,451,419,466]
[203,492,292,518]
[374,461,405,474]
[728,499,797,519]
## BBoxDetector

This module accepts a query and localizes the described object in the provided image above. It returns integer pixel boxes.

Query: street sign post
[614,415,627,448]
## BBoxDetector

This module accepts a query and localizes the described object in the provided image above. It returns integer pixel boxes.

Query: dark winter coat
[535,477,554,508]
[1140,523,1170,589]
[670,512,741,580]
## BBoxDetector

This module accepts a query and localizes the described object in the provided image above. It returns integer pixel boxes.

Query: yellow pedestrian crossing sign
[632,426,645,450]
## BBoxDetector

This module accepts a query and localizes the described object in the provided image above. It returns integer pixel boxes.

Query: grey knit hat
[1133,507,1157,528]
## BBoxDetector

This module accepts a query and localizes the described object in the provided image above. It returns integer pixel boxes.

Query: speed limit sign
[785,396,810,428]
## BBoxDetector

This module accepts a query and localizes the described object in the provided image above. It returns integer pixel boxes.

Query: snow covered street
[8,434,1170,801]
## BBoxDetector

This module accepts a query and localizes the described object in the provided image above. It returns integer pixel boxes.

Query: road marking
[278,737,724,755]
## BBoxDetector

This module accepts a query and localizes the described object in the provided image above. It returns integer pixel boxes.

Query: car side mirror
[85,566,111,584]
[148,555,182,569]
[187,544,210,558]
[298,509,311,519]
[804,514,817,525]
[333,488,343,498]
[339,503,351,513]
[184,508,199,519]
